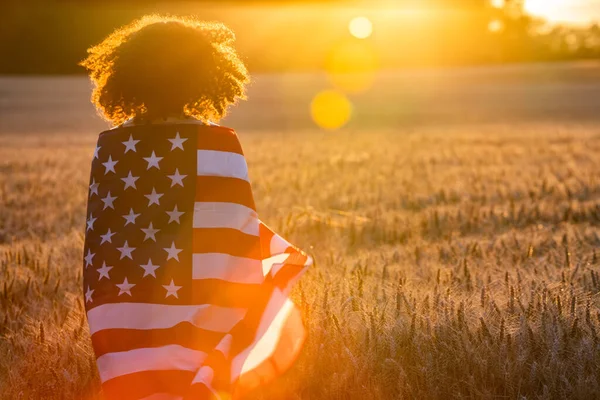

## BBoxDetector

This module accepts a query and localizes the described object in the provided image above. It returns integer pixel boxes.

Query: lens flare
[349,17,373,39]
[310,90,352,131]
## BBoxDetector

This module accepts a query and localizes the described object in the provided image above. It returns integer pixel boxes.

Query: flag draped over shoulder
[83,120,312,400]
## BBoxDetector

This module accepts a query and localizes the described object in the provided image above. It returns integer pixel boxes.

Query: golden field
[1,120,600,399]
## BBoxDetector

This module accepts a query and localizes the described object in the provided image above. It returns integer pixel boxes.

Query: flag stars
[116,277,135,296]
[89,178,99,197]
[100,228,116,245]
[117,241,136,260]
[166,205,184,224]
[123,208,141,226]
[122,135,140,153]
[163,279,182,298]
[143,151,163,170]
[168,132,188,151]
[140,258,160,278]
[101,191,117,210]
[145,188,164,206]
[167,169,187,188]
[84,249,95,268]
[93,145,101,160]
[164,241,183,262]
[97,262,113,280]
[85,286,94,303]
[86,214,97,231]
[121,171,139,190]
[141,222,160,242]
[102,155,118,175]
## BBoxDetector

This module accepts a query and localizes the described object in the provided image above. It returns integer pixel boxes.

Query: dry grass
[1,125,600,399]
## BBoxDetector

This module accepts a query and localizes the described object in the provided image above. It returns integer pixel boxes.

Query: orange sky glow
[523,0,600,25]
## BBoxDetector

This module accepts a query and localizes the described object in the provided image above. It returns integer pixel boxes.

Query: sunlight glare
[349,17,373,39]
[326,41,379,93]
[310,90,352,131]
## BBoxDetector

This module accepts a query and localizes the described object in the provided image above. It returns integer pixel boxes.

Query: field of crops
[1,117,599,398]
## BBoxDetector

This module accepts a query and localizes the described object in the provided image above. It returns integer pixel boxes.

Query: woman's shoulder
[102,117,236,136]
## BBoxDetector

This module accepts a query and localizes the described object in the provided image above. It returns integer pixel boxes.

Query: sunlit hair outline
[80,14,250,126]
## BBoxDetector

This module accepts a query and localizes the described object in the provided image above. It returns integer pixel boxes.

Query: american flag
[83,120,312,399]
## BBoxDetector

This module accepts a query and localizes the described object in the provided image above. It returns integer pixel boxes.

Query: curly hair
[80,15,250,125]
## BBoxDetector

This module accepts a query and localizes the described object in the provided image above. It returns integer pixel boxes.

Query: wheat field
[1,122,599,399]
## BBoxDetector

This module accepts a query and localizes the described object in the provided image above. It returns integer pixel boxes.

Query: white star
[100,228,116,245]
[93,145,101,159]
[144,188,163,206]
[86,214,97,231]
[85,286,94,303]
[166,205,184,224]
[89,178,99,197]
[121,171,140,190]
[122,208,141,226]
[163,241,182,262]
[122,134,140,153]
[167,169,187,188]
[168,132,188,151]
[101,191,117,210]
[84,248,95,267]
[117,240,136,260]
[143,151,163,170]
[163,279,182,298]
[116,277,135,296]
[140,258,160,278]
[141,222,160,242]
[96,262,113,280]
[102,155,118,175]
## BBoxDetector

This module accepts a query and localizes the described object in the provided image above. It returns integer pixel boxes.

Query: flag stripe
[231,289,294,380]
[102,370,194,400]
[192,228,261,259]
[193,202,258,235]
[233,301,306,398]
[97,345,207,382]
[87,303,245,334]
[192,253,264,284]
[91,323,226,358]
[197,150,248,181]
[191,279,262,307]
[140,393,183,400]
[197,128,243,155]
[195,176,255,210]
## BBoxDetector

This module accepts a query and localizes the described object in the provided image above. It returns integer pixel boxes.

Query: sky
[524,0,600,25]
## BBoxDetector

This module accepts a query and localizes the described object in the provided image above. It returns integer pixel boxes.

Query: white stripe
[140,394,183,400]
[191,366,215,385]
[231,289,295,380]
[193,202,259,235]
[193,253,264,284]
[197,150,248,181]
[87,303,245,335]
[270,233,291,255]
[97,345,207,382]
[262,253,290,277]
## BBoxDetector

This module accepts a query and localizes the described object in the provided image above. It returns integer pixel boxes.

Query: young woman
[80,15,311,400]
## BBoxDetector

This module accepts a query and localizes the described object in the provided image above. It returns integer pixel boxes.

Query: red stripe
[91,323,225,358]
[184,383,220,400]
[271,262,307,290]
[197,126,243,155]
[193,229,261,259]
[195,176,255,210]
[259,222,276,258]
[191,279,263,308]
[102,370,194,400]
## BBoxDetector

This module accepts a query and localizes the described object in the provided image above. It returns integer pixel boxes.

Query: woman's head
[81,15,249,125]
